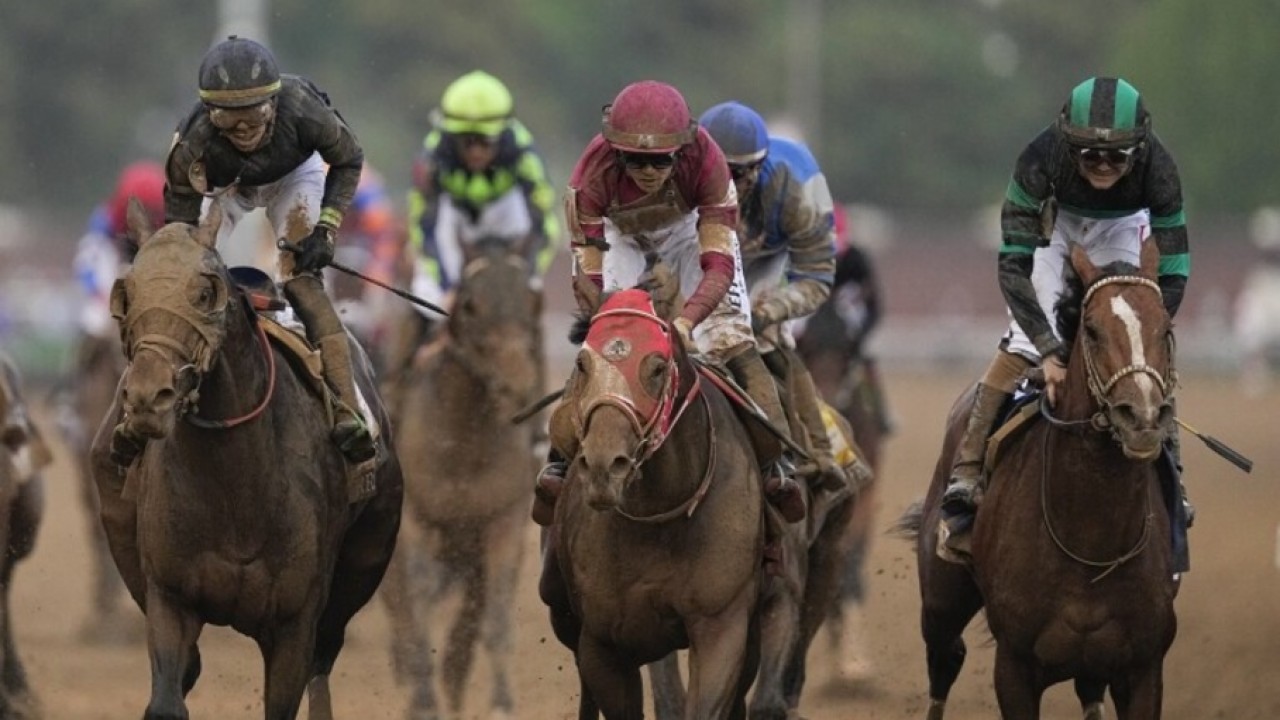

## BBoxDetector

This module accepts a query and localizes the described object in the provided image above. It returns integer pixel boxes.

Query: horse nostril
[609,456,631,478]
[1112,402,1138,428]
[151,388,178,414]
[1157,402,1175,429]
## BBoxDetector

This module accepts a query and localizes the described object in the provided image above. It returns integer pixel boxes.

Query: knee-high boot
[940,382,1009,518]
[284,275,376,463]
[782,347,849,493]
[726,347,806,523]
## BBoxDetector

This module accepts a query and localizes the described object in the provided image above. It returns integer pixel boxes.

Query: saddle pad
[257,315,327,392]
[982,398,1042,474]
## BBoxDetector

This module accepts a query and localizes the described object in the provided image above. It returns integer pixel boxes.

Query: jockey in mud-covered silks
[699,100,849,496]
[407,71,560,312]
[532,80,808,528]
[160,35,374,466]
[938,76,1193,557]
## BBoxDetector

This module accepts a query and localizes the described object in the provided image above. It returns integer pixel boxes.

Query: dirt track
[14,369,1280,719]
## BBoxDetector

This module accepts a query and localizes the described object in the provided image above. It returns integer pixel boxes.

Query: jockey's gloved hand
[295,223,336,273]
[751,298,787,335]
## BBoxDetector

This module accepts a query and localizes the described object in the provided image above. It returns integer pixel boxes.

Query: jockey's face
[456,133,500,173]
[1074,146,1137,190]
[729,160,763,199]
[207,101,275,153]
[620,151,676,195]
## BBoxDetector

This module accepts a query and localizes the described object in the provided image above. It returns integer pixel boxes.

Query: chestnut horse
[380,237,542,720]
[0,354,44,719]
[541,277,764,720]
[88,201,403,720]
[908,240,1180,719]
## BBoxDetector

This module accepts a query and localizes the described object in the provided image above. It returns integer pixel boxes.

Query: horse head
[1058,240,1175,460]
[446,236,543,411]
[565,263,694,512]
[110,200,237,439]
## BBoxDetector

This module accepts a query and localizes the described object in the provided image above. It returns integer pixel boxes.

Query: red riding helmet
[107,160,167,236]
[601,81,697,154]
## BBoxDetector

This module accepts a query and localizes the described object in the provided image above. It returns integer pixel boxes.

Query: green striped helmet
[1056,77,1150,149]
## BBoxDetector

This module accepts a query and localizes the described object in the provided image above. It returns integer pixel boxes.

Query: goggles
[455,132,497,149]
[729,160,763,181]
[1076,146,1137,167]
[620,151,676,170]
[207,102,273,131]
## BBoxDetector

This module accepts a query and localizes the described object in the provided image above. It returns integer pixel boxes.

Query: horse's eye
[1084,324,1100,343]
[188,276,220,311]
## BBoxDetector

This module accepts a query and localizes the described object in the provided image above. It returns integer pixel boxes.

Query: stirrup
[764,464,807,523]
[333,416,376,464]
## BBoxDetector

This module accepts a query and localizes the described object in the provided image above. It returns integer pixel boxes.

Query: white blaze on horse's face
[1110,296,1159,402]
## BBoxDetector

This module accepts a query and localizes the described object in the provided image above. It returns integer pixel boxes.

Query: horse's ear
[572,272,602,316]
[125,197,154,246]
[194,201,222,249]
[1069,242,1100,285]
[1138,238,1159,279]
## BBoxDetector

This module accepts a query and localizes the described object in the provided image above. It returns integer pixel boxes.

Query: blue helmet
[699,101,768,165]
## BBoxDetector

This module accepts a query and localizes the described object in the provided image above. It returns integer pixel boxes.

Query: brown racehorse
[65,331,136,642]
[0,354,44,719]
[796,304,887,682]
[88,201,403,720]
[541,275,764,720]
[907,240,1179,719]
[380,237,542,720]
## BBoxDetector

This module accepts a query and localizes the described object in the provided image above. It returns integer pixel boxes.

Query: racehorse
[380,236,542,720]
[0,354,44,718]
[88,200,403,720]
[907,240,1179,719]
[540,273,764,720]
[65,330,135,642]
[795,298,888,681]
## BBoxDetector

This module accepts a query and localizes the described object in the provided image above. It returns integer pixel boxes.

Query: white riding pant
[600,213,754,365]
[410,187,534,317]
[1003,208,1151,361]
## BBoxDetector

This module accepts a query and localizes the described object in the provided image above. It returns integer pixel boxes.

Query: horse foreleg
[257,613,319,720]
[442,526,485,713]
[1075,677,1107,719]
[143,582,203,720]
[1109,664,1165,720]
[577,633,643,720]
[481,507,526,717]
[992,644,1044,720]
[685,588,755,720]
[749,588,800,720]
[379,543,439,717]
[647,653,685,720]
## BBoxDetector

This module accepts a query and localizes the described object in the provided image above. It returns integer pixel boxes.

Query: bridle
[1037,273,1172,579]
[573,303,714,523]
[120,292,275,431]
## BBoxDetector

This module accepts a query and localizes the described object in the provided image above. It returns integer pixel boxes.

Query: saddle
[230,267,384,502]
[980,382,1190,573]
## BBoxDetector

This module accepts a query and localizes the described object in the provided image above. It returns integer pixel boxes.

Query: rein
[1035,274,1167,580]
[185,320,277,429]
[613,386,718,523]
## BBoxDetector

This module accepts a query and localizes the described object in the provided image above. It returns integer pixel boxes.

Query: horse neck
[626,356,711,510]
[194,300,268,418]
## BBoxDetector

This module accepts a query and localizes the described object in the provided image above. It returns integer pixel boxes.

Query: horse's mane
[1053,259,1142,353]
[567,290,618,346]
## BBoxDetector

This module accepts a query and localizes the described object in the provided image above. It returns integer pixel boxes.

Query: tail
[890,498,925,541]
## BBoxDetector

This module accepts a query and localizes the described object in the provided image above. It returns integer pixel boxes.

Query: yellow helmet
[437,71,514,138]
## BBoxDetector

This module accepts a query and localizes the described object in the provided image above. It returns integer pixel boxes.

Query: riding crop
[277,239,449,317]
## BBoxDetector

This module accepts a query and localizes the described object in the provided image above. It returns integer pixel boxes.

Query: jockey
[939,76,1193,551]
[699,100,848,496]
[534,80,806,525]
[74,161,167,343]
[794,204,895,435]
[394,70,559,365]
[156,35,374,465]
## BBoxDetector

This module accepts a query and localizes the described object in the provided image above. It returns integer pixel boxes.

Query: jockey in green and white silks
[939,76,1193,557]
[407,71,559,315]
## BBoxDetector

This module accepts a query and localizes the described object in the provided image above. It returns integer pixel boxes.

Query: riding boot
[1166,424,1195,528]
[532,449,568,527]
[786,351,850,494]
[940,382,1011,521]
[726,347,806,523]
[284,275,376,465]
[863,357,896,435]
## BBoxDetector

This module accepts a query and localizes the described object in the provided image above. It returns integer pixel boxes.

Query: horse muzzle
[1108,400,1174,461]
[575,451,635,512]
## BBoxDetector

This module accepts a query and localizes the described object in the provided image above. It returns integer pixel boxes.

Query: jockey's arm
[513,139,562,276]
[1145,139,1190,318]
[757,176,837,326]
